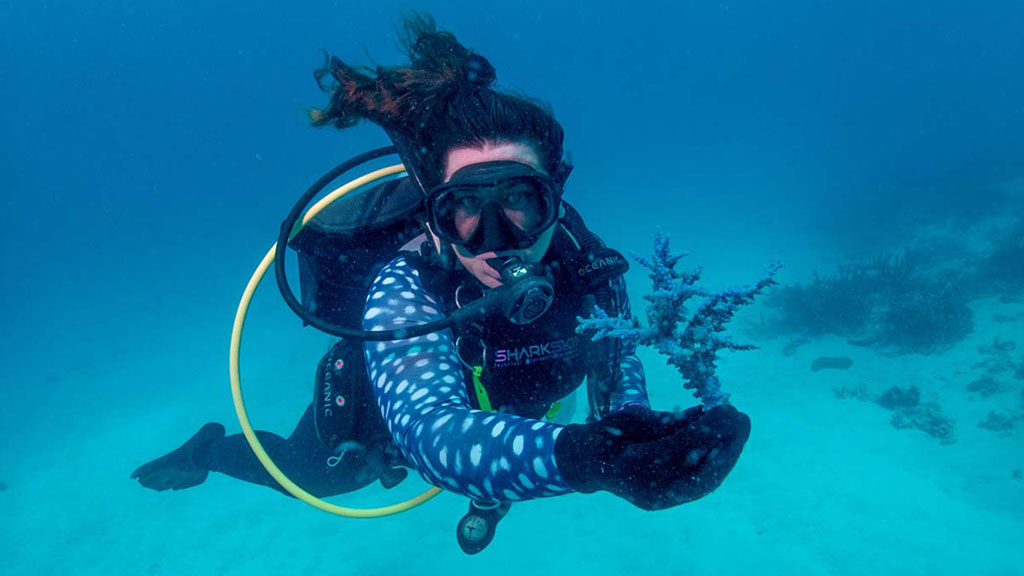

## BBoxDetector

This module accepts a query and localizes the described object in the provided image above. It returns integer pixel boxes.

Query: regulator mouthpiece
[489,257,554,324]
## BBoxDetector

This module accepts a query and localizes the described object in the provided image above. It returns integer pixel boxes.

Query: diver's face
[433,141,557,288]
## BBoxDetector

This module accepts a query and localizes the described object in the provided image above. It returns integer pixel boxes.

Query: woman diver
[132,15,751,555]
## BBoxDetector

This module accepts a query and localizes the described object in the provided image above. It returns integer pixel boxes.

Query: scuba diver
[131,14,751,555]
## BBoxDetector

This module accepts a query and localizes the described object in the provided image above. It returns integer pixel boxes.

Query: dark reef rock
[811,356,854,372]
[978,411,1017,437]
[870,385,956,444]
[876,385,921,410]
[890,401,957,445]
[835,383,957,445]
[972,336,1020,378]
[967,375,1010,397]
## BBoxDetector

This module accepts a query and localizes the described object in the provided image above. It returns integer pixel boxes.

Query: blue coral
[578,232,780,407]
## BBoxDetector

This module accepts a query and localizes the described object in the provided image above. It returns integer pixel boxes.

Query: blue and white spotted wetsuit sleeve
[362,257,574,502]
[607,275,652,412]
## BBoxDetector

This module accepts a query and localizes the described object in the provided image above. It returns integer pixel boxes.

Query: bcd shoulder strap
[558,202,629,422]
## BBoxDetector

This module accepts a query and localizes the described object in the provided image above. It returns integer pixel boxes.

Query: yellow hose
[229,163,442,518]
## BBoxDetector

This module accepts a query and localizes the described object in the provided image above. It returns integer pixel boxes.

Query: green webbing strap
[471,366,493,412]
[473,365,563,421]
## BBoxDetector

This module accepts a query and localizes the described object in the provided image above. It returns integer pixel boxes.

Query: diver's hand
[553,404,750,510]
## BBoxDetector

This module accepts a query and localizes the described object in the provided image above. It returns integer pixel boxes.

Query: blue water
[2,1,1021,574]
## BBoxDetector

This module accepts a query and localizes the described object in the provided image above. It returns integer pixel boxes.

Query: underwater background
[2,0,1022,574]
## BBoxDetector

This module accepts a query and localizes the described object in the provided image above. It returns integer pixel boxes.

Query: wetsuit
[191,229,647,500]
[196,404,393,497]
[362,228,649,503]
[192,338,407,498]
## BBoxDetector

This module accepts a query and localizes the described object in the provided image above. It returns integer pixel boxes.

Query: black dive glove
[553,404,751,510]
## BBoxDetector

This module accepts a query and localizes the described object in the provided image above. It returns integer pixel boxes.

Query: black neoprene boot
[131,423,225,491]
[456,500,512,554]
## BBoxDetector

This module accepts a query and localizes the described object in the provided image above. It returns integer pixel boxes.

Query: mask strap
[384,127,430,196]
[553,160,574,189]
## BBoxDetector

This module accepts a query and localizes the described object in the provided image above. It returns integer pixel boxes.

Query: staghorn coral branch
[577,306,648,347]
[578,233,780,407]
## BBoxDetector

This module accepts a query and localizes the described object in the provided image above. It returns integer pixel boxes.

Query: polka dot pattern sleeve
[362,257,574,502]
[610,354,650,411]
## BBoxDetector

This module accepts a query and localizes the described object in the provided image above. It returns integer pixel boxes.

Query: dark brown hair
[310,13,566,189]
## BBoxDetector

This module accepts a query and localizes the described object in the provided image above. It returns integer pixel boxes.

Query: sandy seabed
[1,279,1021,576]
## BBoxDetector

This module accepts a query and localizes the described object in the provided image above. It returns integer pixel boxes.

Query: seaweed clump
[973,211,1024,299]
[768,266,873,337]
[879,282,973,353]
[767,250,973,354]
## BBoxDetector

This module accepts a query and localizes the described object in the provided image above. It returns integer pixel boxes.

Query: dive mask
[426,161,562,254]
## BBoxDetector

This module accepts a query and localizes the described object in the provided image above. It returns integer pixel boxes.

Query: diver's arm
[361,257,750,511]
[362,256,573,501]
[605,275,652,412]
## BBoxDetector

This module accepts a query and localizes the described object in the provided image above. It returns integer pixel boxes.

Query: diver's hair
[310,12,565,188]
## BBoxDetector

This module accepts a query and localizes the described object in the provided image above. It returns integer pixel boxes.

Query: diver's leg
[198,338,409,498]
[196,404,355,497]
[202,402,397,497]
[131,422,296,494]
[197,428,294,494]
[133,340,408,497]
[132,405,327,495]
[131,422,226,491]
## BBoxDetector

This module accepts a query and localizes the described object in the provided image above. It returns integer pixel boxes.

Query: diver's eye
[456,194,483,213]
[503,191,524,205]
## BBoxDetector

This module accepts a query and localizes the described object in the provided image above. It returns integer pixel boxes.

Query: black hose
[561,201,623,419]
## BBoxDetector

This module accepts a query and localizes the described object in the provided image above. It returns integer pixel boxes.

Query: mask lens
[431,177,555,245]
